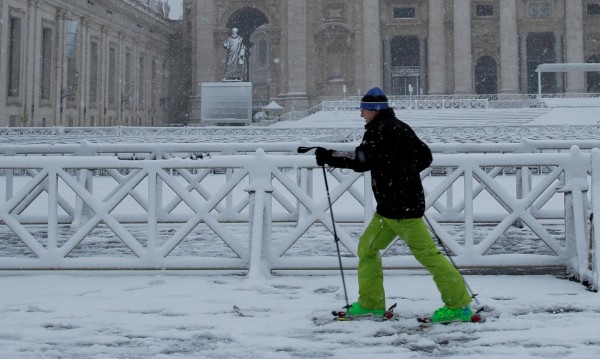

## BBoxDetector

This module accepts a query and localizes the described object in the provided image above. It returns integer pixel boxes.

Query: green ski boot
[430,305,473,323]
[344,301,386,318]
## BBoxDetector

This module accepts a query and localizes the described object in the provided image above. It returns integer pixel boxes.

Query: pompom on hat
[360,87,389,111]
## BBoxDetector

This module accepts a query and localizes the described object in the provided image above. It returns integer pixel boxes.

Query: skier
[314,87,473,323]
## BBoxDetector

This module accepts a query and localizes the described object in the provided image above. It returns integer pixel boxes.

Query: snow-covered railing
[322,99,490,111]
[343,93,599,108]
[4,125,600,145]
[3,139,600,157]
[0,147,596,291]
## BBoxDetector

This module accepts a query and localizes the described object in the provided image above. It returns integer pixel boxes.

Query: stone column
[362,0,382,90]
[283,0,308,111]
[189,0,214,121]
[428,0,446,94]
[117,32,124,124]
[499,0,519,93]
[25,0,39,126]
[195,0,216,86]
[54,9,66,126]
[383,36,392,93]
[79,17,88,126]
[453,0,473,94]
[100,25,107,126]
[0,0,8,125]
[565,0,585,93]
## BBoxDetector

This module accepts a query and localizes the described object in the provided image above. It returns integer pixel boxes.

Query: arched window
[587,54,600,93]
[226,7,270,82]
[475,56,497,94]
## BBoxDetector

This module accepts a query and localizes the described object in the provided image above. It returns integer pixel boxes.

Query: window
[108,47,116,105]
[151,59,157,109]
[325,3,343,21]
[475,5,494,16]
[138,56,145,107]
[162,62,167,108]
[475,56,498,94]
[588,3,600,15]
[394,7,415,19]
[258,39,267,64]
[528,1,552,19]
[327,44,344,81]
[40,28,52,100]
[90,41,99,103]
[65,21,79,101]
[391,36,420,67]
[526,33,557,93]
[587,54,600,92]
[390,36,420,96]
[124,52,132,96]
[7,16,22,97]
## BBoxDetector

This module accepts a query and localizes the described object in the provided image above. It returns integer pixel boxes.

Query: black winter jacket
[326,109,432,219]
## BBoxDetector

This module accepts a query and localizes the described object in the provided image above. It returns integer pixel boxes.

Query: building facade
[185,0,600,119]
[0,0,181,127]
[2,0,600,127]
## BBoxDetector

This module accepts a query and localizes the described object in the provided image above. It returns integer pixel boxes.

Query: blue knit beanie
[360,87,389,111]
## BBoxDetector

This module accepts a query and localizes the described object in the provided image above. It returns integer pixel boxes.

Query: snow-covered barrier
[0,146,596,290]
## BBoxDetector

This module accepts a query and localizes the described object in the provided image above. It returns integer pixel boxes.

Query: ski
[332,311,398,322]
[417,312,485,326]
[332,303,397,321]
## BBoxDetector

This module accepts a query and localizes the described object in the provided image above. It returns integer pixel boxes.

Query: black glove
[315,148,333,166]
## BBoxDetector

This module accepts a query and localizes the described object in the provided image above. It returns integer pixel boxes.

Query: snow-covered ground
[2,105,600,358]
[1,272,599,359]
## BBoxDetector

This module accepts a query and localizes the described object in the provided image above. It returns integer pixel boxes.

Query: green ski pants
[357,213,472,310]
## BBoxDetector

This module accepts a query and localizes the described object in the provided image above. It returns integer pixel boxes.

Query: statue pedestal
[200,82,252,126]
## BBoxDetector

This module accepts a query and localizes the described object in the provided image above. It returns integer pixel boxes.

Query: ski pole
[423,214,484,311]
[298,146,350,309]
[322,165,350,309]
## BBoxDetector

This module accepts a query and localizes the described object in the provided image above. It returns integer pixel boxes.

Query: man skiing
[314,87,473,323]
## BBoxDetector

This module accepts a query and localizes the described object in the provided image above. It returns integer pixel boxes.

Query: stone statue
[223,28,247,81]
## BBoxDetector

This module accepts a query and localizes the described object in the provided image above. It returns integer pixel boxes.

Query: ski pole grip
[297,146,324,153]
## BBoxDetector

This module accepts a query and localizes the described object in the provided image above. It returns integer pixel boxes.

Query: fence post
[515,142,535,228]
[590,149,600,291]
[297,167,310,223]
[71,168,94,230]
[562,146,591,285]
[5,168,13,201]
[246,150,274,279]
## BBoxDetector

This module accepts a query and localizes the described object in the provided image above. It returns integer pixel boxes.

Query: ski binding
[332,303,397,321]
